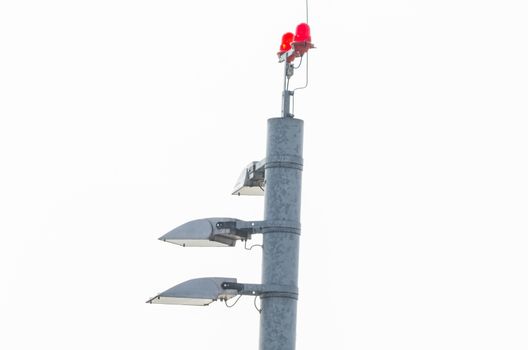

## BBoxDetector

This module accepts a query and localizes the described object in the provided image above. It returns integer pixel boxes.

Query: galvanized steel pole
[259,116,303,350]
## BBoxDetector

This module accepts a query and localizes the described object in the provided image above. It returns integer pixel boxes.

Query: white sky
[1,1,527,349]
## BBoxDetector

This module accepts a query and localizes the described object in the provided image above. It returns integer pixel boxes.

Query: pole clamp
[265,155,303,171]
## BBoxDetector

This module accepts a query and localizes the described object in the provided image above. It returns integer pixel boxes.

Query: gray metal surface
[232,160,266,196]
[259,117,303,350]
[229,283,299,298]
[159,218,252,247]
[147,277,238,306]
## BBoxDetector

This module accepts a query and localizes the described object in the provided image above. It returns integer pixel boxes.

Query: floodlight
[160,218,263,247]
[232,160,266,196]
[147,278,298,306]
[147,277,238,306]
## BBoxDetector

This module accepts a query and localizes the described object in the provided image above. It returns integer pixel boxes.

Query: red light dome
[279,32,295,53]
[294,23,311,42]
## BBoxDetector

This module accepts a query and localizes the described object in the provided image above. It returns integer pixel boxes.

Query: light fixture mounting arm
[221,282,298,299]
[215,219,301,236]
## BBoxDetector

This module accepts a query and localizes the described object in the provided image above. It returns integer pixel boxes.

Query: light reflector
[147,277,238,306]
[160,218,241,247]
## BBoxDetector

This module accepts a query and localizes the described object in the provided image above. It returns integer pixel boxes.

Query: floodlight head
[159,218,253,247]
[147,277,238,306]
[232,160,265,196]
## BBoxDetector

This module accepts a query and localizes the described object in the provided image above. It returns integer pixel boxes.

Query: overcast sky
[1,1,527,349]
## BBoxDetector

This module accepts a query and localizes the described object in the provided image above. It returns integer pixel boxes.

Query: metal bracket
[265,155,303,171]
[215,219,301,236]
[281,89,294,118]
[221,282,298,300]
[278,49,295,63]
[281,54,295,118]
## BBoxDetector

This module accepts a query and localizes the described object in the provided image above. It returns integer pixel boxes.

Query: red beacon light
[277,23,314,63]
[278,32,294,54]
[292,23,314,58]
[294,22,311,42]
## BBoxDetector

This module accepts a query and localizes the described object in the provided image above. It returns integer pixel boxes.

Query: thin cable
[244,239,263,251]
[293,52,309,91]
[294,53,309,91]
[305,0,309,23]
[293,55,303,69]
[254,296,262,313]
[225,295,242,308]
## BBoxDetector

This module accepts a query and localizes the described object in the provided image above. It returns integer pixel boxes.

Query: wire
[254,296,262,313]
[225,295,242,308]
[293,55,303,69]
[306,0,309,23]
[244,239,263,251]
[293,52,309,92]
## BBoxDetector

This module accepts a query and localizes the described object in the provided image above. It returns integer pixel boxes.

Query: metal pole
[259,116,304,350]
[281,61,294,118]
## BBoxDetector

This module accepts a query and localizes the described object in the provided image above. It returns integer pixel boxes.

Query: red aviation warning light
[291,22,314,58]
[277,23,314,63]
[279,32,295,54]
[294,23,311,42]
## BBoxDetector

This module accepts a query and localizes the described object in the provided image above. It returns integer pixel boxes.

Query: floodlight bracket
[221,282,298,300]
[216,219,301,236]
[214,220,264,239]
